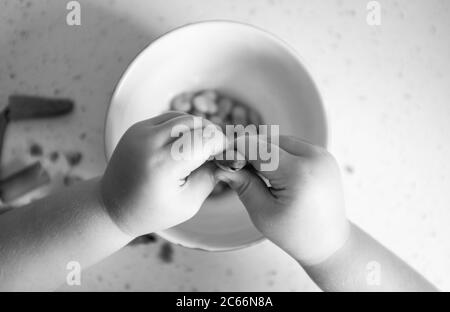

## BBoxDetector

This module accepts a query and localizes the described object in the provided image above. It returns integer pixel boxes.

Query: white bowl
[104,21,327,251]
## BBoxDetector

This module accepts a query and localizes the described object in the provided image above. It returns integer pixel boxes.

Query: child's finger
[215,168,275,217]
[141,111,188,126]
[157,114,219,146]
[168,126,229,179]
[184,163,217,206]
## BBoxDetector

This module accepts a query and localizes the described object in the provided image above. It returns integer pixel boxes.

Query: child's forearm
[0,177,133,291]
[302,222,438,292]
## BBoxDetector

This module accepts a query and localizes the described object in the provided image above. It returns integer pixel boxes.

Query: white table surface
[0,0,449,291]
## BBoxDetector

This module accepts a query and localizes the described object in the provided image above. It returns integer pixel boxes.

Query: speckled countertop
[0,0,449,291]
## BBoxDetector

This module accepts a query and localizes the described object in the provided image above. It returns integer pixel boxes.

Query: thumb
[215,168,274,217]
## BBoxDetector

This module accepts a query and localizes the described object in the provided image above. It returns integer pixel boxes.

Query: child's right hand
[101,112,226,237]
[215,135,350,266]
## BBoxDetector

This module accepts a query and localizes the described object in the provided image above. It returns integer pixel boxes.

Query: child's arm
[0,178,130,291]
[216,135,437,292]
[0,112,226,291]
[304,222,437,291]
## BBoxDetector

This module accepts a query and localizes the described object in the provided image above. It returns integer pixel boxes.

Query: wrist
[96,177,137,241]
[296,218,352,267]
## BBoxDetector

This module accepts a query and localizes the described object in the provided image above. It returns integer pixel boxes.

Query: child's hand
[101,112,226,237]
[215,135,350,265]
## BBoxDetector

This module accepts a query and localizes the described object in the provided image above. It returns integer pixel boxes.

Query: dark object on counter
[49,151,59,162]
[0,162,50,203]
[0,95,74,202]
[0,205,12,215]
[0,95,74,160]
[158,242,174,263]
[63,174,83,186]
[65,151,83,167]
[7,95,74,120]
[0,111,8,163]
[29,142,43,156]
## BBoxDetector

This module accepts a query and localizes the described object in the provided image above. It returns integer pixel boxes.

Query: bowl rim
[103,20,328,251]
